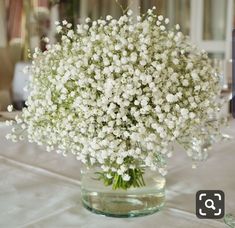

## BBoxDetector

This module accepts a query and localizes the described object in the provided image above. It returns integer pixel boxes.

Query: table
[0,114,234,228]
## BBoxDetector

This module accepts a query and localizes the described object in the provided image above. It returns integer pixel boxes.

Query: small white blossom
[43,37,50,43]
[7,105,13,112]
[181,108,189,117]
[67,30,74,38]
[165,18,169,24]
[127,10,133,16]
[158,15,164,21]
[156,21,161,26]
[166,94,176,103]
[106,173,112,179]
[117,157,124,165]
[56,25,62,33]
[175,24,180,30]
[122,174,131,181]
[67,23,72,28]
[62,20,68,25]
[160,25,165,31]
[106,15,112,21]
[85,17,91,23]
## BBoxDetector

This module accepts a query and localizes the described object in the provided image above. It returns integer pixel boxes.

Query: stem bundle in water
[96,167,146,190]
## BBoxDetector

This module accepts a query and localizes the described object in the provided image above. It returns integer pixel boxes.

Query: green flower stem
[96,167,146,190]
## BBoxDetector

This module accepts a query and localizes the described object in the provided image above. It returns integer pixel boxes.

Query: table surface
[0,113,234,228]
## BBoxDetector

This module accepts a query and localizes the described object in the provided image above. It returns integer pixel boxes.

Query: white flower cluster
[7,9,220,181]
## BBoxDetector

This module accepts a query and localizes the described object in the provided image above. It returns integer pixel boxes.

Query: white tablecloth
[0,118,234,228]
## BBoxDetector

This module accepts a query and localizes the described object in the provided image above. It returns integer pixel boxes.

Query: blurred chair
[0,90,11,111]
[12,62,30,110]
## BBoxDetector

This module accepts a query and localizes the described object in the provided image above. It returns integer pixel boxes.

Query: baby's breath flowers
[7,105,13,112]
[7,8,220,190]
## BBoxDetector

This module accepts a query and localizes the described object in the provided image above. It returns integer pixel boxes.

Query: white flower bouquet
[7,8,220,190]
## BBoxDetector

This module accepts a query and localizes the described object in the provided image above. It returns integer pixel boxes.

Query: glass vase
[81,165,166,217]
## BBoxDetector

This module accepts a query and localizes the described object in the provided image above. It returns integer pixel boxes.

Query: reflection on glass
[203,0,227,40]
[140,0,190,35]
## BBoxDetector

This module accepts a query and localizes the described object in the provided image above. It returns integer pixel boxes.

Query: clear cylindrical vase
[81,166,166,217]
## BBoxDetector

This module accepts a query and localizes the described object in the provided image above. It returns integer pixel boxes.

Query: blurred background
[0,0,234,112]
